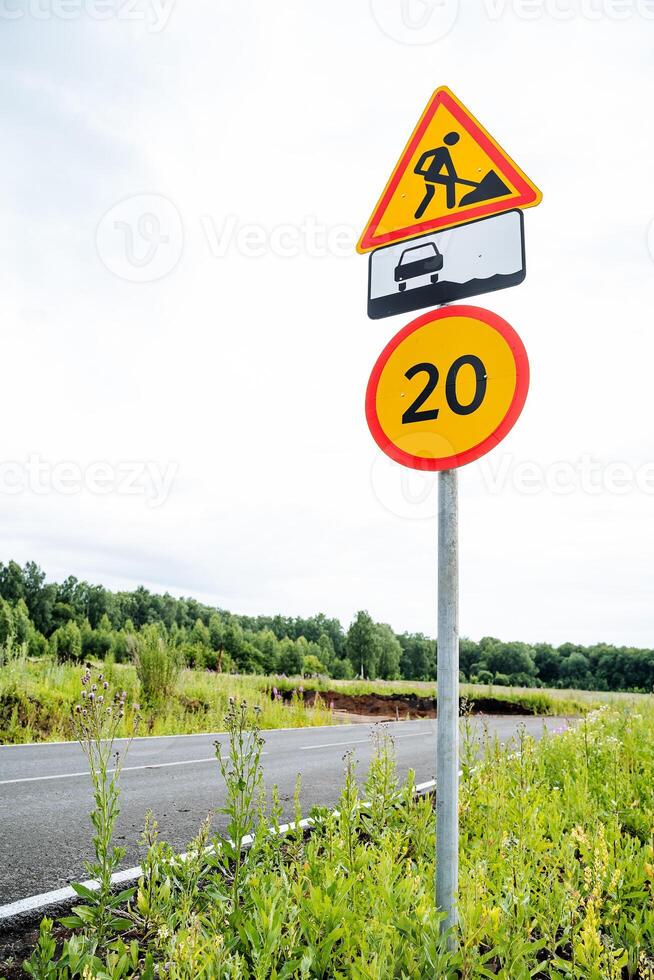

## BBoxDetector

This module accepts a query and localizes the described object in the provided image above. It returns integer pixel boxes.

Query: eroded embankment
[283,689,540,718]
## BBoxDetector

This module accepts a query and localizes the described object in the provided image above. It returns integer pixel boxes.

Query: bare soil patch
[285,689,539,719]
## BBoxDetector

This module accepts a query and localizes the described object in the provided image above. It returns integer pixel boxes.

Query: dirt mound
[282,689,537,719]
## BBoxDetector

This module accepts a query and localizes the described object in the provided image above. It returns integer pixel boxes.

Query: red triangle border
[359,89,539,252]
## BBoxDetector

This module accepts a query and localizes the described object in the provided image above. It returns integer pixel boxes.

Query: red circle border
[365,305,530,471]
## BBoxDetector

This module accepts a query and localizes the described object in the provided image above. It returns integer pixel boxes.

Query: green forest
[0,559,652,693]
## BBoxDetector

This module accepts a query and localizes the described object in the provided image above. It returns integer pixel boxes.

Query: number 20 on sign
[365,305,529,470]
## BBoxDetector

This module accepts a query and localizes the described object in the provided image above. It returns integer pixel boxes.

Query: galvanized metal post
[436,467,459,947]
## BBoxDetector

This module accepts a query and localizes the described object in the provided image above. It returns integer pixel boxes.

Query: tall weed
[134,626,181,705]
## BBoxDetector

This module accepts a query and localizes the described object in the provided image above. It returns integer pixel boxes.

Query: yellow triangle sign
[357,87,542,254]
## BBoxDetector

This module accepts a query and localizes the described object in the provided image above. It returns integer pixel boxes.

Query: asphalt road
[0,715,570,907]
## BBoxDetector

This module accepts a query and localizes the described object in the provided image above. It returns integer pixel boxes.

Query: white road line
[1,769,91,785]
[300,732,427,750]
[0,753,268,786]
[0,719,392,749]
[0,718,440,751]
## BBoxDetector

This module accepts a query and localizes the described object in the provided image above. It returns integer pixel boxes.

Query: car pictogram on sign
[394,242,444,292]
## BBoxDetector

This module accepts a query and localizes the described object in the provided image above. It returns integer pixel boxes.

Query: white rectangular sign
[367,210,525,320]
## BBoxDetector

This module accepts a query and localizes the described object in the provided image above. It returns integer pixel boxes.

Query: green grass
[1,655,638,745]
[0,658,334,744]
[18,697,654,977]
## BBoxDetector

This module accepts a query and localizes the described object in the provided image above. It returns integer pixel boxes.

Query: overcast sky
[2,0,654,647]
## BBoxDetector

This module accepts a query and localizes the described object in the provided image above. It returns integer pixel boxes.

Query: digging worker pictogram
[413,131,511,220]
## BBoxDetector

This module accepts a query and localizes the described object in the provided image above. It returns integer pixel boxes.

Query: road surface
[0,715,569,907]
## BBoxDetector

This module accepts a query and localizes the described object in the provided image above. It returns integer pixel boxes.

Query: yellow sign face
[366,306,529,471]
[357,87,542,253]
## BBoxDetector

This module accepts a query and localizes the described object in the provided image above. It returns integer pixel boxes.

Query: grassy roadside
[11,696,654,977]
[271,675,596,716]
[308,675,643,705]
[0,655,632,745]
[0,659,333,744]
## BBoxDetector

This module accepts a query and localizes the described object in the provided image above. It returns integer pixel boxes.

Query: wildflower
[97,696,104,705]
[89,692,95,702]
[103,681,108,690]
[81,690,87,699]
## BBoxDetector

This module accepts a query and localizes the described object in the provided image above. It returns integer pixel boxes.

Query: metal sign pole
[436,467,459,948]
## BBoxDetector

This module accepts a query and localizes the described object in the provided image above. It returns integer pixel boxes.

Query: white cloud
[1,2,654,645]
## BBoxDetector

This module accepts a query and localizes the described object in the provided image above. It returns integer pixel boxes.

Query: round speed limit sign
[366,305,529,471]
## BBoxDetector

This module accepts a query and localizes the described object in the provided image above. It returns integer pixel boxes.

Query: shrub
[302,654,326,677]
[181,641,206,669]
[135,626,181,704]
[28,630,49,658]
[51,619,83,661]
[331,656,355,679]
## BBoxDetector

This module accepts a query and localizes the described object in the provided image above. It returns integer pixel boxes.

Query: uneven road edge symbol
[357,86,542,253]
[365,305,529,471]
[367,210,526,320]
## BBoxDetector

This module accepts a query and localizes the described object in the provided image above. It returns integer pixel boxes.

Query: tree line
[0,560,653,692]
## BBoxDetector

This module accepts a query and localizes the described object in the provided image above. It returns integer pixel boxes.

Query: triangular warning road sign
[357,87,542,254]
